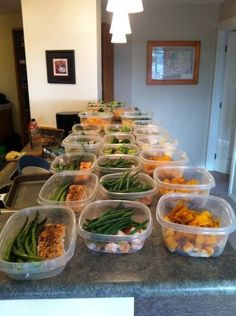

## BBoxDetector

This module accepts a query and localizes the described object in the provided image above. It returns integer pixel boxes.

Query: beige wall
[21,0,101,128]
[219,0,236,21]
[0,12,23,134]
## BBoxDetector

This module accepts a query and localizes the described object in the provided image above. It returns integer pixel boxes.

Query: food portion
[50,183,87,202]
[4,212,65,262]
[110,136,131,144]
[54,158,92,171]
[82,203,149,253]
[163,201,221,257]
[81,117,111,129]
[98,157,135,169]
[105,125,132,133]
[101,172,152,193]
[142,154,173,175]
[159,177,201,195]
[102,145,138,155]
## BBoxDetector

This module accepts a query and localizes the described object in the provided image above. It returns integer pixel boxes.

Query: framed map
[146,41,201,85]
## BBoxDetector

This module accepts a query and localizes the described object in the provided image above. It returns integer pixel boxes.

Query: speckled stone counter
[1,202,236,315]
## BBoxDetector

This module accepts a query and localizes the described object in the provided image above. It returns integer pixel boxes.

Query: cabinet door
[102,23,114,102]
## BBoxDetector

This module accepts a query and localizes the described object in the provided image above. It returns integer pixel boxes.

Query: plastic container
[104,124,133,134]
[99,172,156,205]
[156,193,236,257]
[71,123,101,135]
[103,133,135,145]
[153,166,215,197]
[112,106,137,121]
[96,154,142,176]
[77,200,153,254]
[50,152,96,173]
[100,144,140,156]
[0,205,76,280]
[61,134,102,155]
[133,125,168,138]
[38,171,99,213]
[78,111,113,130]
[136,135,179,151]
[140,148,188,176]
[121,112,153,127]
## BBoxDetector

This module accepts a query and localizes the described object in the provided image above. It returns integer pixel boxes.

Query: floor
[210,171,236,210]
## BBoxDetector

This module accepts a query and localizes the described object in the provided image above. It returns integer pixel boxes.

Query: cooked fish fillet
[66,184,87,201]
[38,224,65,260]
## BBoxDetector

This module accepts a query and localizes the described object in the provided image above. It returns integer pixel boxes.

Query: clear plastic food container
[112,106,137,121]
[156,193,236,257]
[99,172,156,205]
[104,124,133,134]
[50,152,96,173]
[96,154,142,176]
[38,171,99,213]
[121,112,153,127]
[140,148,188,176]
[133,125,168,138]
[103,133,135,145]
[71,123,101,135]
[77,200,153,253]
[100,144,140,156]
[78,111,113,130]
[136,135,179,151]
[0,205,76,280]
[153,166,215,197]
[61,134,102,155]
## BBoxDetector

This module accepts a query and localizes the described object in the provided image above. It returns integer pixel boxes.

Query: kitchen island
[1,165,236,315]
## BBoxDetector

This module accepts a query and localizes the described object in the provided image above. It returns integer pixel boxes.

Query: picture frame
[45,50,76,84]
[147,41,201,85]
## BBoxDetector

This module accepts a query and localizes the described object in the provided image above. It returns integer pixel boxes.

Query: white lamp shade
[107,0,143,13]
[110,12,131,34]
[111,33,127,43]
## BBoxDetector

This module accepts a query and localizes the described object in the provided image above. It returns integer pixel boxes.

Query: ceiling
[0,0,226,13]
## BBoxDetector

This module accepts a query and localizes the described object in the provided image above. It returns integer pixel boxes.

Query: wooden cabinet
[12,29,30,144]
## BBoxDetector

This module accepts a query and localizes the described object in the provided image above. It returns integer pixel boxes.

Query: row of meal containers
[1,192,235,280]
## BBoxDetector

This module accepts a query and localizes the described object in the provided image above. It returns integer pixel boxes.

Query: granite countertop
[1,200,236,300]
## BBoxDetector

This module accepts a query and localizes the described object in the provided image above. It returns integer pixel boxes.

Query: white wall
[21,0,101,128]
[0,12,23,134]
[113,1,219,166]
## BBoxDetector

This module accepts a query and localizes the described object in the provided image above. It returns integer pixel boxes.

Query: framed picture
[45,50,76,84]
[147,41,201,85]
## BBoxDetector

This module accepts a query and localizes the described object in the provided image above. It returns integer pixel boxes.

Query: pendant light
[111,33,127,44]
[106,0,143,13]
[110,12,131,34]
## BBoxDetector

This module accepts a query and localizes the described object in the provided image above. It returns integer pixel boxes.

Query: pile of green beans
[99,157,134,169]
[101,172,152,193]
[83,203,148,235]
[5,212,47,262]
[55,156,86,171]
[50,183,71,201]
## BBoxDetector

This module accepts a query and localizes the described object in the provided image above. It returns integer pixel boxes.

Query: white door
[215,31,236,174]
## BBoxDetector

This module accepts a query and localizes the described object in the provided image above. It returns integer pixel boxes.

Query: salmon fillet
[66,184,87,201]
[38,224,65,260]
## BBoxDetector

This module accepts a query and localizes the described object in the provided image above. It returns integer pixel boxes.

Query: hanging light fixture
[106,0,143,13]
[110,12,131,34]
[111,32,127,44]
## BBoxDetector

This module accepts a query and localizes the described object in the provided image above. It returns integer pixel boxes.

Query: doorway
[207,16,236,199]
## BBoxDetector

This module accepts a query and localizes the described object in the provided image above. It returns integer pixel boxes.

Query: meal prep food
[153,166,215,196]
[0,206,76,280]
[103,133,135,144]
[38,171,99,213]
[77,200,153,253]
[136,135,179,151]
[62,134,102,154]
[4,211,65,263]
[140,148,188,176]
[156,193,236,257]
[96,155,142,176]
[101,144,139,156]
[72,123,101,135]
[100,172,156,205]
[79,112,113,130]
[50,153,96,173]
[104,124,133,134]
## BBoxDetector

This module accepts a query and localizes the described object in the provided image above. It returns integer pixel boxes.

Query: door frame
[206,16,236,170]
